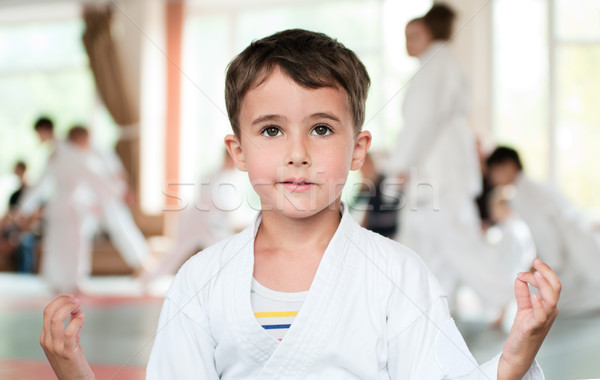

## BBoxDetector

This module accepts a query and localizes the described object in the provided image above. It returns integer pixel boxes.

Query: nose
[286,135,311,167]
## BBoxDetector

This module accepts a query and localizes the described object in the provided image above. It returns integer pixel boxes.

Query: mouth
[278,178,316,192]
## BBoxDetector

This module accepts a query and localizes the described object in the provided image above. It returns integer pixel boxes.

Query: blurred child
[487,146,600,314]
[487,186,537,331]
[140,151,238,281]
[68,126,151,275]
[41,29,559,380]
[19,123,121,292]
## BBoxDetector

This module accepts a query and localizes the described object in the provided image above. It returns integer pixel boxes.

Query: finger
[514,276,533,311]
[64,312,85,351]
[531,293,548,327]
[43,295,74,331]
[517,271,539,289]
[532,259,562,294]
[42,295,75,344]
[534,271,558,309]
[50,298,80,343]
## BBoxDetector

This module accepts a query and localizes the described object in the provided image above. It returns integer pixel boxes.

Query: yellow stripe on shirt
[254,311,299,318]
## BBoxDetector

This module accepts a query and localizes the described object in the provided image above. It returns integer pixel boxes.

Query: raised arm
[498,259,561,379]
[40,295,95,380]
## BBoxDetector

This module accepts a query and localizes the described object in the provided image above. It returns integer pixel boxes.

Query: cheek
[317,148,352,182]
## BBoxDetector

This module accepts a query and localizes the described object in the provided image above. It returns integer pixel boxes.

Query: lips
[279,178,316,192]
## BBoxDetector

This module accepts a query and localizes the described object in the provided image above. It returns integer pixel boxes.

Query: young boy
[41,29,560,379]
[487,146,600,315]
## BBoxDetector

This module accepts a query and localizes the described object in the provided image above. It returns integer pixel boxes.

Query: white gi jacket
[147,206,543,379]
[512,174,600,314]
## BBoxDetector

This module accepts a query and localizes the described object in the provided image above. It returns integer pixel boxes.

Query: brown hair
[423,4,456,41]
[34,117,54,132]
[225,29,370,137]
[67,125,89,142]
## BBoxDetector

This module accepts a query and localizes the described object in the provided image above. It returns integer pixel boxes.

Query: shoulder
[349,222,444,300]
[166,227,253,301]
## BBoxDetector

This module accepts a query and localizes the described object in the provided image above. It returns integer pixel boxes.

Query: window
[0,5,119,215]
[493,0,600,214]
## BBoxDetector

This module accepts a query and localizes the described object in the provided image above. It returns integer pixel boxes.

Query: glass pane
[492,0,549,180]
[0,20,88,72]
[554,0,600,41]
[555,45,600,212]
[180,13,232,204]
[235,1,380,53]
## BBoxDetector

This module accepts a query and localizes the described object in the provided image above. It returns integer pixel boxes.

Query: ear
[224,134,248,172]
[350,130,371,171]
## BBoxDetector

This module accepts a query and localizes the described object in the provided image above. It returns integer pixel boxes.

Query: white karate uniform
[147,205,543,379]
[511,174,600,314]
[487,215,537,280]
[386,41,511,308]
[19,141,120,292]
[87,146,150,269]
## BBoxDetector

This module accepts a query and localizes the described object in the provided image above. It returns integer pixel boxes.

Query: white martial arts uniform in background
[143,168,238,279]
[19,141,121,292]
[511,174,600,314]
[386,42,511,309]
[147,206,543,379]
[86,146,151,270]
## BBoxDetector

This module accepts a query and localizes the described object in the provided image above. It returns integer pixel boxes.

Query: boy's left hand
[498,259,561,380]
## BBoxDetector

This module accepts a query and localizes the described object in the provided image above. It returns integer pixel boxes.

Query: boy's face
[487,162,519,187]
[225,67,371,219]
[36,128,53,142]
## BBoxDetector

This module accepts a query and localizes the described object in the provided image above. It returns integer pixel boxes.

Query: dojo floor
[1,273,599,380]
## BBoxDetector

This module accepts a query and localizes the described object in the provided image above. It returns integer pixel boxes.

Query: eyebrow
[250,112,341,126]
[251,114,286,126]
[307,112,341,123]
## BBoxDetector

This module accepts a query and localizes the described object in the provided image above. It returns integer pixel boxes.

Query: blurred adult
[386,5,510,309]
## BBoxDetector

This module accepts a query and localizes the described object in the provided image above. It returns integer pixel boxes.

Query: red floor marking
[0,359,145,380]
[0,294,163,312]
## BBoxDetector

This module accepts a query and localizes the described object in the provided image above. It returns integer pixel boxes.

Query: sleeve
[387,295,544,379]
[386,61,450,175]
[18,160,53,216]
[146,297,219,380]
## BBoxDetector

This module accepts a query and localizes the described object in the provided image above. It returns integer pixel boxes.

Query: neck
[257,200,342,256]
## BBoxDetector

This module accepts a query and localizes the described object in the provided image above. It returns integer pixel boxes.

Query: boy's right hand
[40,295,95,380]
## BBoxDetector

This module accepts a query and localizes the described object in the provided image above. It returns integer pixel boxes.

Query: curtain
[82,5,140,193]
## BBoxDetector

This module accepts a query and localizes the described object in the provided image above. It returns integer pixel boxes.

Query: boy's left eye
[312,124,332,136]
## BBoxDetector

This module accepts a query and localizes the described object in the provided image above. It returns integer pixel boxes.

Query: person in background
[139,150,237,282]
[486,146,600,314]
[486,185,537,331]
[386,4,510,309]
[68,126,151,277]
[18,124,121,293]
[355,153,400,238]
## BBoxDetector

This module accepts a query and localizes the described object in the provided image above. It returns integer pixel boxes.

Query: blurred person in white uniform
[65,126,151,274]
[18,122,121,293]
[486,186,537,330]
[486,146,600,314]
[83,135,151,273]
[386,5,511,309]
[140,151,238,281]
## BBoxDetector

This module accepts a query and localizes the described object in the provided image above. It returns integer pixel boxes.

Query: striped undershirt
[251,278,308,341]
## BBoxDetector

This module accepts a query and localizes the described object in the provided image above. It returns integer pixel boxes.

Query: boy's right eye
[261,126,282,137]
